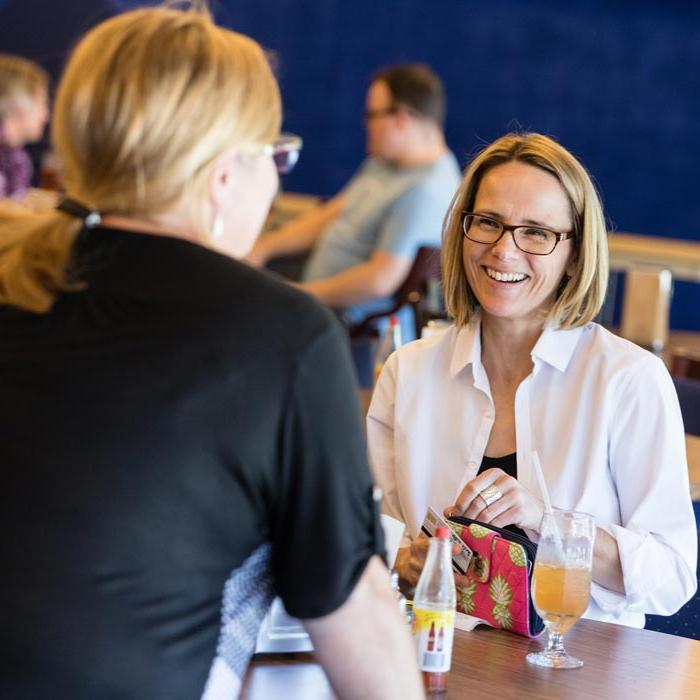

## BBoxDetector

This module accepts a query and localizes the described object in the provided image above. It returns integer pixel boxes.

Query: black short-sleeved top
[0,227,383,699]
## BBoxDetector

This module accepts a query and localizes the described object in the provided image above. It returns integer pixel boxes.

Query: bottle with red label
[412,526,456,693]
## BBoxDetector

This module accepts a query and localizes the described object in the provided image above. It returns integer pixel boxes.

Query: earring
[211,212,224,240]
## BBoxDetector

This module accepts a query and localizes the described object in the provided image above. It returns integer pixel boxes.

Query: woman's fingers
[454,572,471,588]
[473,480,544,531]
[468,477,512,521]
[444,468,505,519]
[395,543,424,585]
[488,505,521,530]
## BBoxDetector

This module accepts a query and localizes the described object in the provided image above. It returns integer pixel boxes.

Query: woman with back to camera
[368,132,697,627]
[0,4,423,699]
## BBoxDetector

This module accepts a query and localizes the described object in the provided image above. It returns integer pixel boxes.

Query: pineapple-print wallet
[447,516,545,638]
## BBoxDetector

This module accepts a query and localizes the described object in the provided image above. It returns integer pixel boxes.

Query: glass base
[526,650,584,669]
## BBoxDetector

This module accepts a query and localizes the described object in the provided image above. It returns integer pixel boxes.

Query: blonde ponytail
[0,205,82,312]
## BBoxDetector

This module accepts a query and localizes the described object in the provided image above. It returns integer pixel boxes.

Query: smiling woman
[442,133,608,331]
[368,132,697,631]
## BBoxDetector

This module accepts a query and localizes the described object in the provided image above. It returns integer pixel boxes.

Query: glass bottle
[412,526,456,694]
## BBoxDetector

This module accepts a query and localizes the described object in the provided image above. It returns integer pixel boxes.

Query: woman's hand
[394,536,430,587]
[394,535,464,587]
[444,468,544,533]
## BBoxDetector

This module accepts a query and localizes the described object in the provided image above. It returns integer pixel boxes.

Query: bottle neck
[415,536,456,605]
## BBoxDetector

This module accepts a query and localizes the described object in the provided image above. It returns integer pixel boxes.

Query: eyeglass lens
[270,134,302,174]
[364,107,396,120]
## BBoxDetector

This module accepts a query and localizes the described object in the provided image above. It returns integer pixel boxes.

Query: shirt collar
[531,323,585,372]
[449,316,585,378]
[449,320,480,378]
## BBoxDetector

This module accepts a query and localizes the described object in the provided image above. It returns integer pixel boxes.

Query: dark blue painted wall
[2,0,699,327]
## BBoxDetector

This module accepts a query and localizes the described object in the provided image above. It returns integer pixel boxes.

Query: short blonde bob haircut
[0,3,280,312]
[0,53,49,122]
[442,132,608,329]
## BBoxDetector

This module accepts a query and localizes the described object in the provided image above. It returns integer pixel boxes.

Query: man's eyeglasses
[363,106,398,121]
[461,212,574,256]
[261,133,303,174]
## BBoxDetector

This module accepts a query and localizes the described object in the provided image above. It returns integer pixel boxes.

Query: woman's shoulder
[390,324,463,374]
[578,323,664,364]
[122,233,336,356]
[568,322,669,386]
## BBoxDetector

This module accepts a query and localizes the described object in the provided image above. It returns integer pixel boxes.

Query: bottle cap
[389,315,399,326]
[434,526,450,540]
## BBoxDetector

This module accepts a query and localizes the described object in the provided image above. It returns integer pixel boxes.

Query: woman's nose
[490,229,520,258]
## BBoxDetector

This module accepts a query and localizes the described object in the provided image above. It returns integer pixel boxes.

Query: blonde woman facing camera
[0,6,422,700]
[369,133,697,628]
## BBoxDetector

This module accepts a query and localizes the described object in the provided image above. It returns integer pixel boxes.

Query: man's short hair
[372,63,446,127]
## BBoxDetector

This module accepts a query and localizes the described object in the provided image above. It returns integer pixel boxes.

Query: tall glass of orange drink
[527,510,595,669]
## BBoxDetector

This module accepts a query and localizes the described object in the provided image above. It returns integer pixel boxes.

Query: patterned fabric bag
[447,516,544,638]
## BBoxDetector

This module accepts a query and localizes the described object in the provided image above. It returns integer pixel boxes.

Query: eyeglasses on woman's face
[260,133,303,174]
[461,212,574,256]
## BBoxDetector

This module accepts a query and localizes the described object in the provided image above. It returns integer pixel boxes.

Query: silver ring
[480,484,503,508]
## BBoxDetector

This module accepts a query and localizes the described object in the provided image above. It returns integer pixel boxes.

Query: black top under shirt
[0,227,384,699]
[478,452,528,540]
[478,452,517,480]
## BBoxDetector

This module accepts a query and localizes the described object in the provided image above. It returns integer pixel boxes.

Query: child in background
[0,54,49,200]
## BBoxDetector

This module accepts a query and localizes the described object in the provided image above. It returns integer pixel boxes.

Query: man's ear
[394,106,414,131]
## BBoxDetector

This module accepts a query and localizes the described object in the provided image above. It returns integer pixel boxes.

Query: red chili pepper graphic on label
[427,621,435,651]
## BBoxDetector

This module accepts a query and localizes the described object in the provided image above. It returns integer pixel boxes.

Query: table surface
[242,618,700,699]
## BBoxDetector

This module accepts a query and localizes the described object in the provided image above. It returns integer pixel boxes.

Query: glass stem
[546,630,566,655]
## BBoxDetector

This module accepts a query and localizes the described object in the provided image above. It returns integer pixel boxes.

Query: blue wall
[2,0,699,327]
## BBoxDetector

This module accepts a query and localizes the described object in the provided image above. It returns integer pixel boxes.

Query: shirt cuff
[591,522,687,615]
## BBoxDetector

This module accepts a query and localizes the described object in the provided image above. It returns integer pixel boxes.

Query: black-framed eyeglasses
[461,212,574,256]
[261,133,303,174]
[363,106,398,121]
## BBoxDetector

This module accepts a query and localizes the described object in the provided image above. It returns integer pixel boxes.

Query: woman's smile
[483,266,529,284]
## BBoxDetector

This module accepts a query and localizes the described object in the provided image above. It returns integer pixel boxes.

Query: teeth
[486,268,527,283]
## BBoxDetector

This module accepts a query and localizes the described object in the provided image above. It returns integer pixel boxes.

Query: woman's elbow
[647,557,697,616]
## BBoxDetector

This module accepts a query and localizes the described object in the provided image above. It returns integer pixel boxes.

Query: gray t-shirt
[302,151,462,322]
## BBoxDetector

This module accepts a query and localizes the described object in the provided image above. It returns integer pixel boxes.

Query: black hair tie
[56,197,103,228]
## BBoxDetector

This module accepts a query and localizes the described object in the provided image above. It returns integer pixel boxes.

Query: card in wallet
[420,507,473,575]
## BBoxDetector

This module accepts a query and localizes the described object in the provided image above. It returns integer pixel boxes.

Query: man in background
[247,63,461,330]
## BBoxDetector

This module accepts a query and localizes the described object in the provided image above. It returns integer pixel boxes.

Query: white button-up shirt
[368,320,697,628]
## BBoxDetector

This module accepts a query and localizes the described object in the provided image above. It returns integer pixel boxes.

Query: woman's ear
[207,148,239,210]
